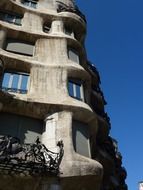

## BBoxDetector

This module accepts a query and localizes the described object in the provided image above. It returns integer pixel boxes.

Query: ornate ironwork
[87,62,107,107]
[56,1,86,23]
[0,135,64,175]
[97,136,128,190]
[87,61,101,83]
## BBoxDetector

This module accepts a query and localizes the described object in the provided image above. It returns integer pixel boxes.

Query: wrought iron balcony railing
[0,135,64,175]
[56,1,86,23]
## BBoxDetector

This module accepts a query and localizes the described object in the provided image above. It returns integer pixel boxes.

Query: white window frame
[2,71,29,94]
[68,79,85,101]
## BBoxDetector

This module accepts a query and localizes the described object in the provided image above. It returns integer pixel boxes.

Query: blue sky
[76,0,143,190]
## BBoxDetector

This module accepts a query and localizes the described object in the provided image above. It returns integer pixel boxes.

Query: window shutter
[72,120,90,158]
[5,39,34,56]
[0,113,43,144]
[15,17,22,25]
[68,49,79,64]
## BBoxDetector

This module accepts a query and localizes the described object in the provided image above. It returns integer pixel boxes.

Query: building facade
[0,0,127,190]
[139,182,143,190]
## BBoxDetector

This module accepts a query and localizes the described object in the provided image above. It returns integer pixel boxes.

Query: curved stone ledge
[60,153,103,178]
[0,92,95,121]
[0,21,84,44]
[5,0,86,30]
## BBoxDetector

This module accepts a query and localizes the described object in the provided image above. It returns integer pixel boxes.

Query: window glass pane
[5,39,34,56]
[19,115,43,143]
[75,83,81,99]
[2,73,11,89]
[23,0,37,8]
[0,113,19,137]
[50,184,61,190]
[23,1,30,6]
[68,80,84,101]
[31,2,37,8]
[2,72,29,94]
[0,13,4,20]
[11,73,19,90]
[3,14,8,22]
[15,17,21,25]
[20,75,29,92]
[6,14,14,23]
[68,81,74,97]
[65,27,73,36]
[43,25,51,33]
[68,49,79,64]
[0,113,43,144]
[72,120,90,158]
[0,12,22,25]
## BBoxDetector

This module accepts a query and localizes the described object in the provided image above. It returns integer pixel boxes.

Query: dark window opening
[65,26,74,37]
[68,48,80,64]
[0,11,22,25]
[43,22,52,33]
[0,113,43,144]
[22,0,38,9]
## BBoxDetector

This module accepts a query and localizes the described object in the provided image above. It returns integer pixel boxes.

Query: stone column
[42,113,59,152]
[51,20,64,34]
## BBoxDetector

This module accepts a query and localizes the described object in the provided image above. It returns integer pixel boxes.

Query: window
[0,113,43,144]
[2,71,29,94]
[5,39,35,56]
[43,22,51,33]
[68,79,84,101]
[50,184,61,190]
[0,12,22,25]
[22,0,38,9]
[68,49,80,64]
[72,120,90,157]
[65,27,74,37]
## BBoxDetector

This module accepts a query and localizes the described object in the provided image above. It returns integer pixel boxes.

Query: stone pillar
[42,113,59,152]
[22,12,43,32]
[51,20,64,34]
